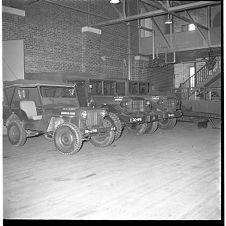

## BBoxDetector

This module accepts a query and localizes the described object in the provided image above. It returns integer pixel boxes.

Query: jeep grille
[86,110,102,126]
[127,100,145,112]
[165,99,177,111]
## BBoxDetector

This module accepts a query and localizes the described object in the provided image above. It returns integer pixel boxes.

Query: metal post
[152,30,155,60]
[88,0,90,25]
[137,0,141,53]
[126,0,132,80]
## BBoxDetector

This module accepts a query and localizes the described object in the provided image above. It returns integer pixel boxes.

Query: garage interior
[2,0,222,220]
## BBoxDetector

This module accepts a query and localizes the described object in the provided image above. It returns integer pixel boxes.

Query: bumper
[155,110,182,120]
[83,126,115,135]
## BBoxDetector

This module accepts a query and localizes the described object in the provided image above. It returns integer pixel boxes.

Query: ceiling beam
[143,0,209,30]
[151,17,171,48]
[91,1,220,27]
[141,3,171,49]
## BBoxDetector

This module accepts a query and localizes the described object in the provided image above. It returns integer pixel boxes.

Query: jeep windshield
[40,85,77,106]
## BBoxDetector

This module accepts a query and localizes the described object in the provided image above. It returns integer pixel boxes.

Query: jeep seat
[19,100,42,120]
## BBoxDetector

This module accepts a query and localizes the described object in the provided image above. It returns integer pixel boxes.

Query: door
[189,66,195,88]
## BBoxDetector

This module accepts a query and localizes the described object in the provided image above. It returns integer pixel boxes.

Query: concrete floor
[3,121,221,220]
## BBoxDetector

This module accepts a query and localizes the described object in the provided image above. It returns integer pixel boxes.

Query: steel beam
[143,0,209,30]
[141,3,170,48]
[91,1,220,27]
[151,17,170,49]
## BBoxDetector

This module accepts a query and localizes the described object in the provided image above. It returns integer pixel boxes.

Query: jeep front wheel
[90,118,115,147]
[159,118,177,129]
[54,123,83,155]
[7,120,27,146]
[109,112,123,140]
[146,121,158,134]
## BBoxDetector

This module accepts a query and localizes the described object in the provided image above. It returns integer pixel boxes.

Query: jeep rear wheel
[146,121,158,134]
[90,118,115,147]
[159,118,177,129]
[54,123,83,155]
[7,120,27,146]
[127,123,148,136]
[109,112,123,140]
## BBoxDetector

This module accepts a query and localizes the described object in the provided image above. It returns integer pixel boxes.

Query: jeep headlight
[81,110,87,119]
[145,100,151,106]
[100,109,107,118]
[157,99,165,105]
[120,100,129,107]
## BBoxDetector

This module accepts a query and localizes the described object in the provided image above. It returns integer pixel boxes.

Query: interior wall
[2,0,139,79]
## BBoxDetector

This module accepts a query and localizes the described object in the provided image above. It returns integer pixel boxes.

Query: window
[103,81,115,96]
[181,24,188,32]
[139,82,149,95]
[188,24,196,31]
[12,87,41,107]
[140,16,152,38]
[129,82,139,95]
[90,80,102,95]
[116,82,125,96]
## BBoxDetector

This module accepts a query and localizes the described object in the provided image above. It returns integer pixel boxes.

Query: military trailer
[3,79,116,155]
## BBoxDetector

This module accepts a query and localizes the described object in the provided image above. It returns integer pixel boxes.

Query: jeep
[3,79,115,155]
[147,90,182,129]
[24,72,162,138]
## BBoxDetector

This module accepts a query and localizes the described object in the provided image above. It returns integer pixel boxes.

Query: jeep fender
[6,111,28,127]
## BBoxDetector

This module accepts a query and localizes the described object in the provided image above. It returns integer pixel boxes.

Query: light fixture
[110,0,120,4]
[165,14,172,24]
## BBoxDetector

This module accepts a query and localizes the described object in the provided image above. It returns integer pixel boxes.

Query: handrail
[172,86,221,101]
[180,56,220,89]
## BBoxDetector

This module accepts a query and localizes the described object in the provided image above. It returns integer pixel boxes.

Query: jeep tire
[108,112,123,140]
[90,118,115,147]
[159,118,177,129]
[54,123,83,155]
[146,121,158,134]
[7,120,27,146]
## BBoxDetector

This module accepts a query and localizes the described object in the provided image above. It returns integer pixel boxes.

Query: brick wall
[148,63,174,92]
[23,1,86,73]
[2,13,25,40]
[3,0,141,79]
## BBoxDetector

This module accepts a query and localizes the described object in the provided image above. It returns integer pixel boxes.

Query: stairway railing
[172,86,221,101]
[180,56,220,89]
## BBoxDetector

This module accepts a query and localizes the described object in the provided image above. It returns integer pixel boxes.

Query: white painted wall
[3,40,24,81]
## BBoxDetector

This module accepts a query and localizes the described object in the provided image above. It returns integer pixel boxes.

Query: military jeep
[3,79,115,155]
[86,79,159,138]
[147,91,182,129]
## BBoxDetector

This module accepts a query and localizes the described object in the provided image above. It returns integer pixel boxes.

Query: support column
[133,55,150,81]
[81,26,101,75]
